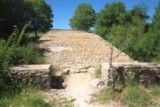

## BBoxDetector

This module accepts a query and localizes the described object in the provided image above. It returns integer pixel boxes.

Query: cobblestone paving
[39,30,133,72]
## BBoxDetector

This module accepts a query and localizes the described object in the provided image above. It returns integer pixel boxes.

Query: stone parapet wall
[102,63,160,87]
[10,64,52,89]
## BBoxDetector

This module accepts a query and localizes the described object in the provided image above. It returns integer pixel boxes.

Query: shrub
[0,24,45,96]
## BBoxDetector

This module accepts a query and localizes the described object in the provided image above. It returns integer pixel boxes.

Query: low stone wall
[102,63,160,87]
[10,64,52,89]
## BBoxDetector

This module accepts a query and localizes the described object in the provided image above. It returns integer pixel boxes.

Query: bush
[0,44,45,96]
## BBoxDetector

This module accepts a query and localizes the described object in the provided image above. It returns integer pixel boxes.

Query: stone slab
[11,64,51,72]
[10,64,52,89]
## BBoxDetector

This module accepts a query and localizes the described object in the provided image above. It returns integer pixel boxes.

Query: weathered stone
[63,68,70,74]
[38,30,134,75]
[101,62,160,86]
[10,64,52,89]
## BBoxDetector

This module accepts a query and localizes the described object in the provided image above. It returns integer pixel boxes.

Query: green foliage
[4,44,44,65]
[95,1,160,62]
[107,16,148,61]
[122,86,151,107]
[129,3,149,21]
[150,86,160,96]
[0,88,51,107]
[0,0,27,40]
[6,23,30,47]
[95,65,102,77]
[26,0,53,37]
[92,73,160,107]
[0,44,45,96]
[92,84,153,107]
[153,1,160,28]
[16,22,31,46]
[70,3,96,31]
[0,88,74,107]
[0,25,45,96]
[132,29,160,62]
[92,87,115,104]
[95,2,126,38]
[0,0,53,40]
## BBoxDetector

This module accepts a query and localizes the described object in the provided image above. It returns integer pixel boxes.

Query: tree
[25,0,53,37]
[95,2,126,38]
[153,1,160,28]
[70,3,96,31]
[0,0,53,40]
[0,0,26,40]
[129,3,149,21]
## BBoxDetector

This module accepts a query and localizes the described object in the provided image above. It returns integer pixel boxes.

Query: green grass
[0,88,51,107]
[0,88,74,107]
[92,77,160,107]
[95,65,102,77]
[122,86,151,107]
[150,85,160,96]
[92,87,116,104]
[50,98,74,107]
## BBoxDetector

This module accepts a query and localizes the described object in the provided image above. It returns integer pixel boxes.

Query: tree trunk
[109,46,113,68]
[33,17,38,38]
[109,45,115,89]
[34,27,38,38]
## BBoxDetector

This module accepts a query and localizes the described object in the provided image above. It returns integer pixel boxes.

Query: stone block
[10,64,52,89]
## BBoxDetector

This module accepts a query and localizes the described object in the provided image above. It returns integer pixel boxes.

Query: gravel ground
[39,30,133,71]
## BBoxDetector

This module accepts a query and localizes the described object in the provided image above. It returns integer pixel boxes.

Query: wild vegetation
[0,0,53,106]
[92,76,160,107]
[0,0,53,40]
[95,2,160,62]
[71,2,160,62]
[0,88,74,107]
[1,0,160,106]
[70,3,96,31]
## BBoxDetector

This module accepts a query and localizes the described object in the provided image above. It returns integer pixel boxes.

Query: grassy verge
[92,83,160,107]
[0,88,49,107]
[0,88,74,107]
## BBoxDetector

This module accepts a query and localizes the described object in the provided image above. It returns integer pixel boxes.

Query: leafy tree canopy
[153,1,160,28]
[0,0,53,39]
[95,2,126,38]
[95,1,160,62]
[70,3,96,31]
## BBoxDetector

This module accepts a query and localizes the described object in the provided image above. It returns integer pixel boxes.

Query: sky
[45,0,159,29]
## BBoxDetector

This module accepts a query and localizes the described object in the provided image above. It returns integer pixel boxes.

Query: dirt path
[39,30,133,107]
